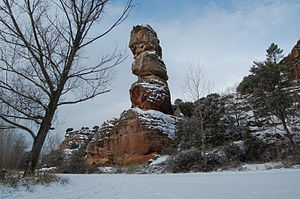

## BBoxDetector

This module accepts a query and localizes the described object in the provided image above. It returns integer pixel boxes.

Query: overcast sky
[54,0,300,136]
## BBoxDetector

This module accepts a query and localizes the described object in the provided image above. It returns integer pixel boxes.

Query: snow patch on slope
[149,155,170,166]
[239,162,285,171]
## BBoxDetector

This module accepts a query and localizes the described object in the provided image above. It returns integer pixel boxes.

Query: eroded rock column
[84,25,179,166]
[129,25,173,115]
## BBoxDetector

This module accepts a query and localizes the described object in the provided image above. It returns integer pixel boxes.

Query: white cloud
[150,0,300,99]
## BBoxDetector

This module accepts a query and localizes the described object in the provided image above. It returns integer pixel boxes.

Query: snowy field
[1,169,300,199]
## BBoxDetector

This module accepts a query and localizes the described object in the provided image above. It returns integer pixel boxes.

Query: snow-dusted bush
[39,150,64,168]
[56,150,98,174]
[222,142,246,162]
[165,149,226,173]
[165,149,202,173]
[243,134,267,162]
[222,135,268,163]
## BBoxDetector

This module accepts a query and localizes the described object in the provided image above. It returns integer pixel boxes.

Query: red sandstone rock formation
[129,25,173,115]
[62,36,300,168]
[129,25,162,58]
[85,108,179,166]
[280,40,300,80]
[130,78,172,115]
[85,25,179,166]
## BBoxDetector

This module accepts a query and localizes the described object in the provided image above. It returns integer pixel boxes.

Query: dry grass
[0,170,68,191]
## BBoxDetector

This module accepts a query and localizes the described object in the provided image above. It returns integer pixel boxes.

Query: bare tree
[0,127,28,170]
[222,84,250,128]
[41,131,63,156]
[182,65,214,160]
[183,65,214,101]
[0,0,133,176]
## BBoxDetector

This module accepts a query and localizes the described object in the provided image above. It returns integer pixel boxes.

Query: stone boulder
[129,25,162,58]
[132,51,168,80]
[130,78,173,115]
[85,108,180,166]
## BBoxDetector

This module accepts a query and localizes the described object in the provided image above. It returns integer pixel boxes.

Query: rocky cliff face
[84,25,179,166]
[280,40,300,81]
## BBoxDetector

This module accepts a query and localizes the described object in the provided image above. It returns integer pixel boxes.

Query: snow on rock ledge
[60,127,94,152]
[130,108,179,139]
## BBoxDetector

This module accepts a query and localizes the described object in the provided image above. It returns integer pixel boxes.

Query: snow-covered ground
[1,168,300,199]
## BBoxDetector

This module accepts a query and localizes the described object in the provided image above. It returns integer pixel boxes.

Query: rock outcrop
[280,40,300,80]
[59,127,94,155]
[85,108,179,166]
[130,78,172,115]
[129,25,173,115]
[84,25,179,166]
[129,25,162,59]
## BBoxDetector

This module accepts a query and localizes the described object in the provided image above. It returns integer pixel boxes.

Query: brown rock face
[130,78,173,115]
[129,25,162,58]
[280,40,300,80]
[132,51,168,80]
[129,25,173,114]
[85,109,179,166]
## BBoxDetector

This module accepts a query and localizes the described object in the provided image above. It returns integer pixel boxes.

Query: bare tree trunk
[23,95,58,176]
[23,129,48,176]
[195,104,207,163]
[280,116,295,147]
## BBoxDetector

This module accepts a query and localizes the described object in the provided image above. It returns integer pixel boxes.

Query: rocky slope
[59,127,94,156]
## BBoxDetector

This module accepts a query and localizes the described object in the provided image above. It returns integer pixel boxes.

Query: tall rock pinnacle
[129,25,173,115]
[83,25,179,166]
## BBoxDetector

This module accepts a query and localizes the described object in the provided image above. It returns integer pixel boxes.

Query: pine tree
[238,43,296,147]
[176,94,228,151]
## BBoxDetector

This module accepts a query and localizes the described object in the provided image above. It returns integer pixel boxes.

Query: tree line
[172,43,300,157]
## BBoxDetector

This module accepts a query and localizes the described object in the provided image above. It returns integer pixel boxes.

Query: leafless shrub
[0,128,28,170]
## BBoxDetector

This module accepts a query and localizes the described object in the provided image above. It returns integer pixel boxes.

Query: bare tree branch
[183,65,214,101]
[0,114,35,138]
[79,0,134,49]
